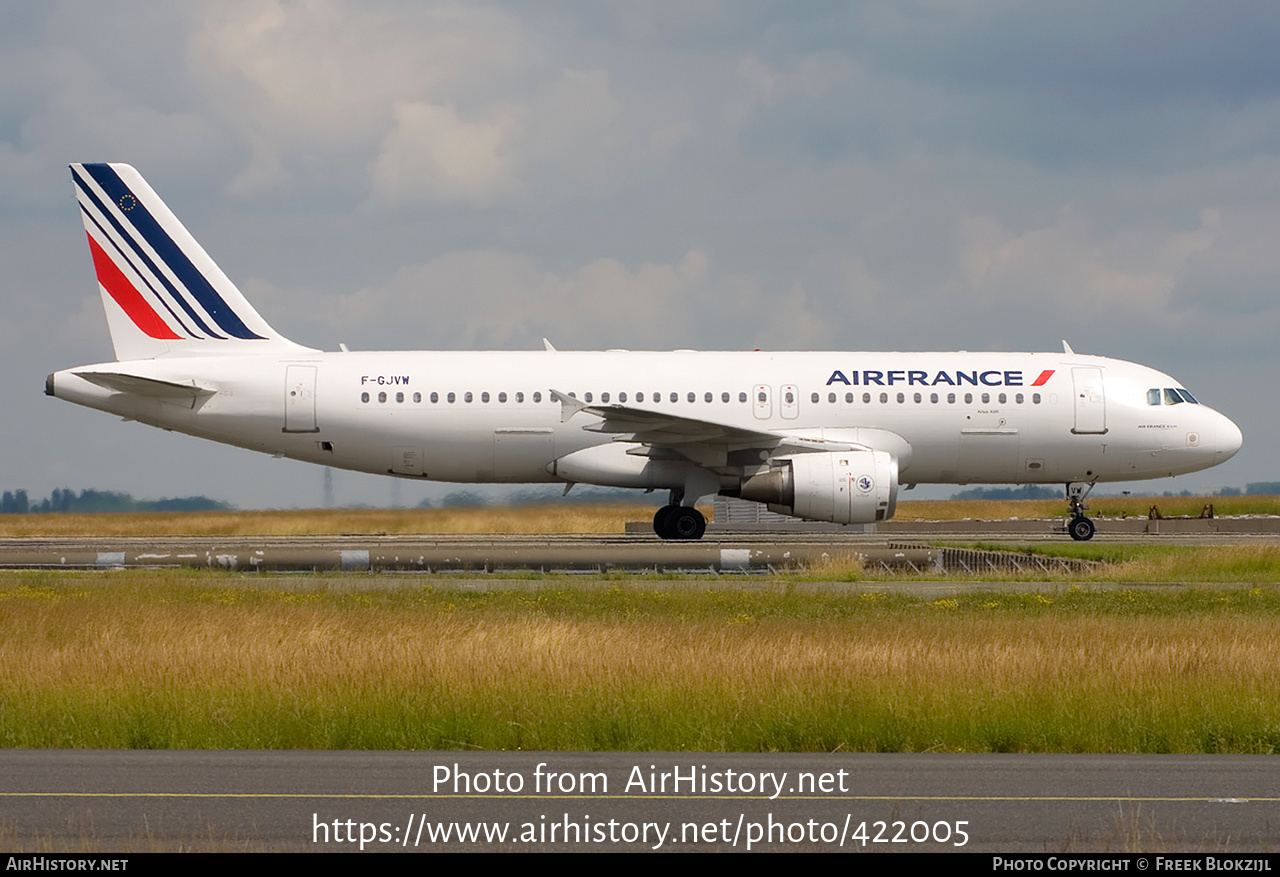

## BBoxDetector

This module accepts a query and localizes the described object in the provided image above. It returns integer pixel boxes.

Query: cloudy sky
[2,1,1277,507]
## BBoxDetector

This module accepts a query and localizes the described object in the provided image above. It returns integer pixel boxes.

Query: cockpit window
[1148,387,1200,405]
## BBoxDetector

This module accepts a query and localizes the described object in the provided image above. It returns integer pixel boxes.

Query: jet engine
[738,449,898,524]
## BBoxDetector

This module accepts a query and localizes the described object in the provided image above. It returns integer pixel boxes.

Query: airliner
[47,163,1243,540]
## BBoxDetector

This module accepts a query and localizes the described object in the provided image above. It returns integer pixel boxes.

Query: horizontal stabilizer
[73,371,215,408]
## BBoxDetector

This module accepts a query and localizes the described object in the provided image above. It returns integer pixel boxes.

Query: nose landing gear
[1066,482,1096,541]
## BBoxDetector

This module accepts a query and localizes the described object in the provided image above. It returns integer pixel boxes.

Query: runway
[2,750,1276,852]
[1,523,1276,573]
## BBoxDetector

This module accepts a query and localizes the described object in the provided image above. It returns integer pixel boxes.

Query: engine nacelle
[739,449,898,524]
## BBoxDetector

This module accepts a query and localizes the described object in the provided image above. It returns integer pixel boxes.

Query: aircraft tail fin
[70,162,313,360]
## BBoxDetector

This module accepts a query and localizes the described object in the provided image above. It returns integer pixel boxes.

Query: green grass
[946,543,1280,582]
[4,570,1280,752]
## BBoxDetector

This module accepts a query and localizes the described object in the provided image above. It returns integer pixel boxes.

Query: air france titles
[826,369,1056,387]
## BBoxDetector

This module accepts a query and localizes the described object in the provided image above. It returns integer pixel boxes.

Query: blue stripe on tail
[80,164,264,340]
[73,165,224,339]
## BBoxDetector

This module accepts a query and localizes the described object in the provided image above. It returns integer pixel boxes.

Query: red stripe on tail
[86,234,181,340]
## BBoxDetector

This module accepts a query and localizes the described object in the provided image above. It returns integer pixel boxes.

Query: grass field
[3,501,1278,753]
[0,505,663,537]
[4,569,1280,752]
[0,494,1274,537]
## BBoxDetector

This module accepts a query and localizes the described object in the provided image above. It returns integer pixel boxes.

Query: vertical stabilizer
[71,162,313,360]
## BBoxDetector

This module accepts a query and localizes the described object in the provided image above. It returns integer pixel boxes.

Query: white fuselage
[51,349,1242,493]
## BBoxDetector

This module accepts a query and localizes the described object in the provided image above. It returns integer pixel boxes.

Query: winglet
[549,389,588,423]
[1062,340,1075,355]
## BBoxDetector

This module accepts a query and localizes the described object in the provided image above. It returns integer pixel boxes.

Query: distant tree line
[0,488,234,514]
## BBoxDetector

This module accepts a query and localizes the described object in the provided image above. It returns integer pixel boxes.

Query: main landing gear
[653,490,707,541]
[1066,482,1096,541]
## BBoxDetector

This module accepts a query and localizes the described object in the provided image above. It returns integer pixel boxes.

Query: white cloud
[956,206,1220,323]
[189,0,534,196]
[371,101,518,204]
[298,248,715,349]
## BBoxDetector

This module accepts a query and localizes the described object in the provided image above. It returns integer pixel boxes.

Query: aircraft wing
[548,389,857,457]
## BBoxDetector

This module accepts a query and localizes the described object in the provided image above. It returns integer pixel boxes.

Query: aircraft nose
[1215,414,1243,463]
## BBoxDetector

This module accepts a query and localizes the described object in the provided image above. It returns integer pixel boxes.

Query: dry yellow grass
[893,495,1280,521]
[4,576,1279,750]
[0,495,1272,537]
[0,504,681,537]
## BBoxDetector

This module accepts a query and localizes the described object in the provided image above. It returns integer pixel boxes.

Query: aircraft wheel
[1068,516,1096,542]
[653,505,677,538]
[668,506,707,541]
